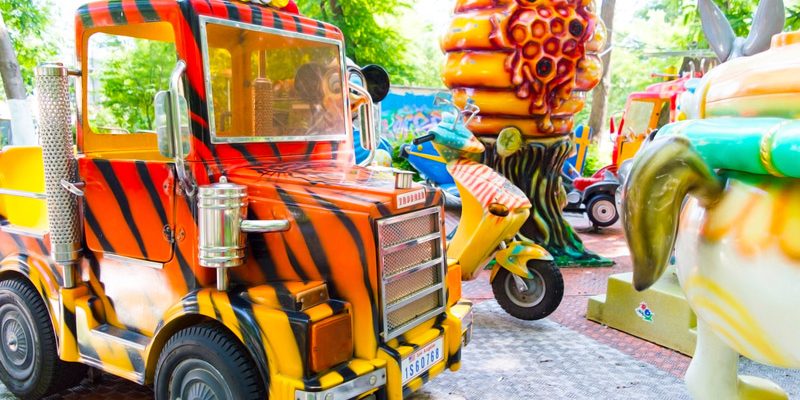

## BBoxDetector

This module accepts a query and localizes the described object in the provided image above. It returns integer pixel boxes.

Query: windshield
[624,100,656,137]
[200,17,347,143]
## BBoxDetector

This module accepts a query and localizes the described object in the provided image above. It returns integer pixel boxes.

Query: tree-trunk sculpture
[442,0,609,265]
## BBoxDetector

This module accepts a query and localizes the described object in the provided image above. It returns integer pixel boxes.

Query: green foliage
[298,0,419,85]
[0,0,56,94]
[90,37,176,132]
[389,131,422,181]
[582,141,611,177]
[642,0,800,50]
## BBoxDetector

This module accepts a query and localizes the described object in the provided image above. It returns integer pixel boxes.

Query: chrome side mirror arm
[350,81,378,167]
[168,60,196,196]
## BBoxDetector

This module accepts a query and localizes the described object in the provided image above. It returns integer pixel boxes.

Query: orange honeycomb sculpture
[442,0,609,265]
[442,0,605,137]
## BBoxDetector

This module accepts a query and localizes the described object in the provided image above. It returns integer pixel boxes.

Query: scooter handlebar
[412,133,436,145]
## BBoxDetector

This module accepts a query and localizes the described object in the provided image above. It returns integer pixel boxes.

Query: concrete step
[587,266,697,356]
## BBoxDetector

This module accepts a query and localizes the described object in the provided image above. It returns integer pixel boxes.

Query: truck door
[80,159,176,262]
[79,27,178,263]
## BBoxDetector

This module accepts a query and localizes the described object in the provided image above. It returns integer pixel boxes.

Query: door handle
[241,220,290,233]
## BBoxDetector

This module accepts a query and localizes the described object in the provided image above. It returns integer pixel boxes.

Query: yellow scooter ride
[413,95,564,320]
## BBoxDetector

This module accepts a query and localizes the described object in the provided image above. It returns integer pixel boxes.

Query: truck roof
[75,0,343,43]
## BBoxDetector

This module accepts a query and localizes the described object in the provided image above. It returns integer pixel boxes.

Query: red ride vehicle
[563,75,695,228]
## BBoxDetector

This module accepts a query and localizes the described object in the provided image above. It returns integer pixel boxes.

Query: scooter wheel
[491,260,564,320]
[587,193,619,228]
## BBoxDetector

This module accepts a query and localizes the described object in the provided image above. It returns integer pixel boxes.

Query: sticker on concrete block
[636,302,654,323]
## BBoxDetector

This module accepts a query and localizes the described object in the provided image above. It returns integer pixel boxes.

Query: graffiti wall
[380,86,442,139]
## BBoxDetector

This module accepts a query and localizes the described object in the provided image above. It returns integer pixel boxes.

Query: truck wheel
[491,260,564,321]
[155,323,265,400]
[0,279,86,399]
[587,194,619,228]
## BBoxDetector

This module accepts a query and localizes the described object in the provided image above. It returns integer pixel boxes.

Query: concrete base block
[587,266,697,356]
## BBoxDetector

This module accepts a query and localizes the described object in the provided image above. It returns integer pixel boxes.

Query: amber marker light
[310,313,354,373]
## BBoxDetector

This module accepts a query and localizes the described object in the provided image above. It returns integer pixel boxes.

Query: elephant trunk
[622,135,724,291]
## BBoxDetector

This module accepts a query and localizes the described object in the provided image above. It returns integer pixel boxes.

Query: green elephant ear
[497,127,523,158]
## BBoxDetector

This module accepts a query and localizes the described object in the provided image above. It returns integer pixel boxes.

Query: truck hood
[225,161,441,217]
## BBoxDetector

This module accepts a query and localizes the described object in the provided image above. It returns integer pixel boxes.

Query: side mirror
[154,64,191,160]
[154,90,175,158]
[362,65,390,103]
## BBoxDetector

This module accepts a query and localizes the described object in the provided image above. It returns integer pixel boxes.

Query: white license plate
[401,337,444,384]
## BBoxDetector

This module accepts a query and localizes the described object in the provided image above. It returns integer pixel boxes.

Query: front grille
[386,291,441,331]
[383,240,437,276]
[380,212,438,246]
[377,207,446,340]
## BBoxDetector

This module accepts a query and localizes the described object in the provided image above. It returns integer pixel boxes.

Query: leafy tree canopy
[297,0,421,86]
[640,0,800,50]
[0,0,56,94]
[89,36,175,133]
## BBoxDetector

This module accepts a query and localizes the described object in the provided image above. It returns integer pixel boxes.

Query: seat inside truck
[0,146,48,231]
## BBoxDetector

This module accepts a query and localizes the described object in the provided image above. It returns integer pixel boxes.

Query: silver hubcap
[0,304,35,381]
[592,200,617,224]
[505,269,546,307]
[171,359,232,400]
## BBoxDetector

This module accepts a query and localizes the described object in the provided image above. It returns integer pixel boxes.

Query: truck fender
[0,254,61,332]
[583,181,618,201]
[147,289,275,387]
[148,287,347,393]
[490,242,554,283]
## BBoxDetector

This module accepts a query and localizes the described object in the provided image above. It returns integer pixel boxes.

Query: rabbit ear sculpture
[699,0,785,61]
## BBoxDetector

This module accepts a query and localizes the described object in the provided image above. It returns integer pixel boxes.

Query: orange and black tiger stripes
[80,158,177,262]
[53,2,470,398]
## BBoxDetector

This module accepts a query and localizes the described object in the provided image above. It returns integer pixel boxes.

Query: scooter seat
[448,159,530,210]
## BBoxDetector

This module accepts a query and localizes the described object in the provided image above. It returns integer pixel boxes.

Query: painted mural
[379,87,442,139]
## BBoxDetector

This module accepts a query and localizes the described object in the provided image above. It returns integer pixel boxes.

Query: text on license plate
[401,337,444,384]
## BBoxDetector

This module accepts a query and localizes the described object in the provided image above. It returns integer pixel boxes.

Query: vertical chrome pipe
[35,63,82,288]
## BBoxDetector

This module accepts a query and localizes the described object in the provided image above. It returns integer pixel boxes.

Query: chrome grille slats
[386,291,441,331]
[377,207,446,340]
[385,266,439,304]
[383,240,437,277]
[379,212,438,246]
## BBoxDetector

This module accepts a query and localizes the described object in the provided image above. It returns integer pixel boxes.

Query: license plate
[401,337,444,384]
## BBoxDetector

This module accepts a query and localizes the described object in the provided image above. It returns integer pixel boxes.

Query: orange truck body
[0,1,472,399]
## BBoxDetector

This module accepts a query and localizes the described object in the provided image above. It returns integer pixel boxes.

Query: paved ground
[410,214,800,399]
[2,214,798,399]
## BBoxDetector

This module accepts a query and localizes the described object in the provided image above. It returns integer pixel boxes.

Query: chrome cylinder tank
[198,178,247,273]
[35,63,82,268]
[253,77,274,136]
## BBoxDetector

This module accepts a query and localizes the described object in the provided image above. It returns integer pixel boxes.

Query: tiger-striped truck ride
[0,1,473,399]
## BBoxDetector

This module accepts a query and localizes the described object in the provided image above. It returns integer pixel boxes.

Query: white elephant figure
[623,118,800,400]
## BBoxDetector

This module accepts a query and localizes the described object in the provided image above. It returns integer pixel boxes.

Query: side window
[655,101,671,130]
[87,31,176,135]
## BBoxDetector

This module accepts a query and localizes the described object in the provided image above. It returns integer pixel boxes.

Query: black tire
[587,193,619,228]
[491,260,564,320]
[0,279,87,399]
[155,323,265,400]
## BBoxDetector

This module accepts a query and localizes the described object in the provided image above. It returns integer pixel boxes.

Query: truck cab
[0,1,472,399]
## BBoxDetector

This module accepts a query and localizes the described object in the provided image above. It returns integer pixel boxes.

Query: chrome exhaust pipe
[35,62,82,288]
